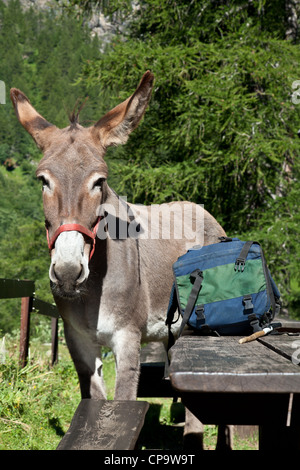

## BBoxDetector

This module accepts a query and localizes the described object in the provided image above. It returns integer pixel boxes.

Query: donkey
[11,71,226,426]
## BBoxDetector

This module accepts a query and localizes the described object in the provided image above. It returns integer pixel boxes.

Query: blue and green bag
[166,237,281,338]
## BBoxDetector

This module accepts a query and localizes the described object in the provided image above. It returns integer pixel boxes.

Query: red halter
[46,217,101,260]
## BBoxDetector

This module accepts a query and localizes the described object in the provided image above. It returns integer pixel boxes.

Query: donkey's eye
[38,176,50,191]
[92,178,105,190]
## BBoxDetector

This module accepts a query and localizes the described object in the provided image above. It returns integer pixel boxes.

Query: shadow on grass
[48,417,65,437]
[136,403,185,450]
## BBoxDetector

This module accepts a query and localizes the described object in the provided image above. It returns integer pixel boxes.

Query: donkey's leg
[111,329,142,400]
[64,324,106,399]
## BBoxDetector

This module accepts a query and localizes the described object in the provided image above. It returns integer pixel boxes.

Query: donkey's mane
[68,97,89,125]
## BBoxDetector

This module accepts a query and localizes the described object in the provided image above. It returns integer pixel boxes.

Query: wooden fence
[0,278,59,367]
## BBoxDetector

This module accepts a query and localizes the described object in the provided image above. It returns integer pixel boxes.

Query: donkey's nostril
[49,263,59,283]
[76,265,89,286]
[75,266,83,283]
[53,265,62,282]
[49,263,63,283]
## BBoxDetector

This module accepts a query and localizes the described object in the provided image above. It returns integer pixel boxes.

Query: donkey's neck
[101,186,138,239]
[91,186,140,277]
[87,186,142,305]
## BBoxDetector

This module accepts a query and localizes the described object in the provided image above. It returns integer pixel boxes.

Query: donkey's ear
[92,71,154,148]
[10,88,57,150]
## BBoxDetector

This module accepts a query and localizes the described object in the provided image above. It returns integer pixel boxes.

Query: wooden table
[168,331,300,450]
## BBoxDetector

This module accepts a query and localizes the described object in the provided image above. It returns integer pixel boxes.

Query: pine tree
[76,0,300,314]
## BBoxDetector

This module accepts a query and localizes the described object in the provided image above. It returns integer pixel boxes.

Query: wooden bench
[168,322,300,450]
[56,399,149,450]
[57,344,173,451]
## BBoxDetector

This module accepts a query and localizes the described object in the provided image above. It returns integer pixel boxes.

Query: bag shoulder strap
[165,283,178,351]
[235,241,255,272]
[166,283,178,326]
[236,240,277,320]
[178,270,204,337]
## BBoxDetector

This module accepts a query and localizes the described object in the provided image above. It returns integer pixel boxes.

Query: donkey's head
[11,72,154,298]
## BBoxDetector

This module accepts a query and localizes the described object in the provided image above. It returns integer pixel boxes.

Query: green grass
[0,334,258,450]
[0,335,81,450]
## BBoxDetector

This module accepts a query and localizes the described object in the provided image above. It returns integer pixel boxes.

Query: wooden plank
[56,399,149,450]
[258,334,300,362]
[277,317,300,333]
[0,278,35,299]
[33,297,59,319]
[169,336,300,394]
[140,342,167,363]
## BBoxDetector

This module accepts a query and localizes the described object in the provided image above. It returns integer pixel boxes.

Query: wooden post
[51,317,59,366]
[19,296,33,368]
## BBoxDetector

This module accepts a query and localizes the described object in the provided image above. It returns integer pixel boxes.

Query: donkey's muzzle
[48,231,90,297]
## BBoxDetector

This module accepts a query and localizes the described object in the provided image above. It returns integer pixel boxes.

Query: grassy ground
[0,332,258,450]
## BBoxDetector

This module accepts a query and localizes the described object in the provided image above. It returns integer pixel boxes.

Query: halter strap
[46,217,101,260]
